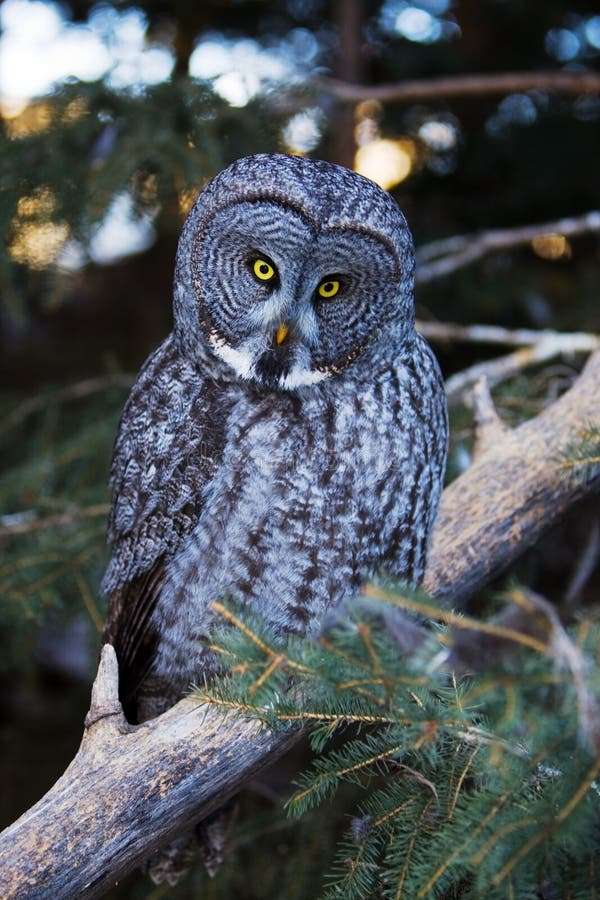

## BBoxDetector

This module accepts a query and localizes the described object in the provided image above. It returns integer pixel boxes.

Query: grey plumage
[102,150,448,733]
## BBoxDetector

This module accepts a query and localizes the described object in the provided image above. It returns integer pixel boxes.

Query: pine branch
[291,608,600,900]
[0,503,110,537]
[363,585,551,654]
[0,374,134,437]
[557,425,600,486]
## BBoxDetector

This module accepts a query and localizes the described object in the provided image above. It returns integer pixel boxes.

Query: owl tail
[145,800,239,885]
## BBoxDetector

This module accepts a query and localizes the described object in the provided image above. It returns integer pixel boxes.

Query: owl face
[174,155,415,390]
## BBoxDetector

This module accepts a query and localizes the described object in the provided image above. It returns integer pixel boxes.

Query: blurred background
[1,1,599,896]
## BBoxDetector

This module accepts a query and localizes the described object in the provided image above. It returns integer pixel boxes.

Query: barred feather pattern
[102,152,448,726]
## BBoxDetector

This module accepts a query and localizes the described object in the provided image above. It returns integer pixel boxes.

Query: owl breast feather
[103,330,447,719]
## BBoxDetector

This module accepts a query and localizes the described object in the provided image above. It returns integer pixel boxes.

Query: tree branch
[1,351,599,898]
[319,70,600,104]
[415,210,600,283]
[0,374,134,437]
[1,504,110,537]
[443,337,599,405]
[415,320,600,351]
[0,646,303,899]
[424,348,600,603]
[415,322,600,405]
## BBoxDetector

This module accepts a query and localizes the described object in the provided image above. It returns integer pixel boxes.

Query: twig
[470,377,508,460]
[564,518,600,606]
[441,336,598,406]
[84,642,128,729]
[0,503,110,537]
[0,373,134,437]
[415,321,600,352]
[414,321,599,405]
[415,210,600,283]
[75,569,106,634]
[319,70,600,104]
[508,588,600,752]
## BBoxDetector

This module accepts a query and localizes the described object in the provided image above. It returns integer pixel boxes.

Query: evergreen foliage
[197,590,600,899]
[0,376,129,672]
[2,77,283,322]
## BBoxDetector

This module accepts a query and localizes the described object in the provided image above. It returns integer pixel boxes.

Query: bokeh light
[545,27,581,62]
[379,0,460,43]
[354,139,416,189]
[0,0,174,110]
[531,233,572,260]
[418,119,458,151]
[189,29,317,107]
[9,221,70,269]
[282,109,324,154]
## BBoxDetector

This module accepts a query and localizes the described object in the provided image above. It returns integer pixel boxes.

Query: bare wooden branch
[470,377,508,460]
[415,320,600,352]
[415,321,600,405]
[0,645,302,899]
[415,210,600,283]
[319,70,600,104]
[1,351,599,898]
[442,339,595,405]
[1,503,110,537]
[424,348,600,604]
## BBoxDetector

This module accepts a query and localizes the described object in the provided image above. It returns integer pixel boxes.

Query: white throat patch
[209,332,254,379]
[280,368,329,389]
[208,332,329,389]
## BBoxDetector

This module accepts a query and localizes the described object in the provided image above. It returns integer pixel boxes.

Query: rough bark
[0,647,302,899]
[0,350,599,898]
[424,348,600,603]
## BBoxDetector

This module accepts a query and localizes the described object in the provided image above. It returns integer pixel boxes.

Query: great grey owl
[102,152,448,875]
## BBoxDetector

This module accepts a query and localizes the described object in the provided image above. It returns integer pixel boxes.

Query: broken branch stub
[0,645,301,899]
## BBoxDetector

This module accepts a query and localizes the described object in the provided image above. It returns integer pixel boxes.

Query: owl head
[174,154,415,390]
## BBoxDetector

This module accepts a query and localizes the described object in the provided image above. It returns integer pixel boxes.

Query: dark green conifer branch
[0,380,128,671]
[199,594,600,898]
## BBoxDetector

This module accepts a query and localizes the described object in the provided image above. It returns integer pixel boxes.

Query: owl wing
[102,335,227,718]
[381,336,448,584]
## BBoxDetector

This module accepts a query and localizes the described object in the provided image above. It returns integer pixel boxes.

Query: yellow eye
[317,278,340,299]
[253,258,276,282]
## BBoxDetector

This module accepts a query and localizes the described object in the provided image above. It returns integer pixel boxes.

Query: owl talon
[144,833,199,886]
[197,799,239,878]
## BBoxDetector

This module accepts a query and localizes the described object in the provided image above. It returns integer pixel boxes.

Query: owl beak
[275,323,290,346]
